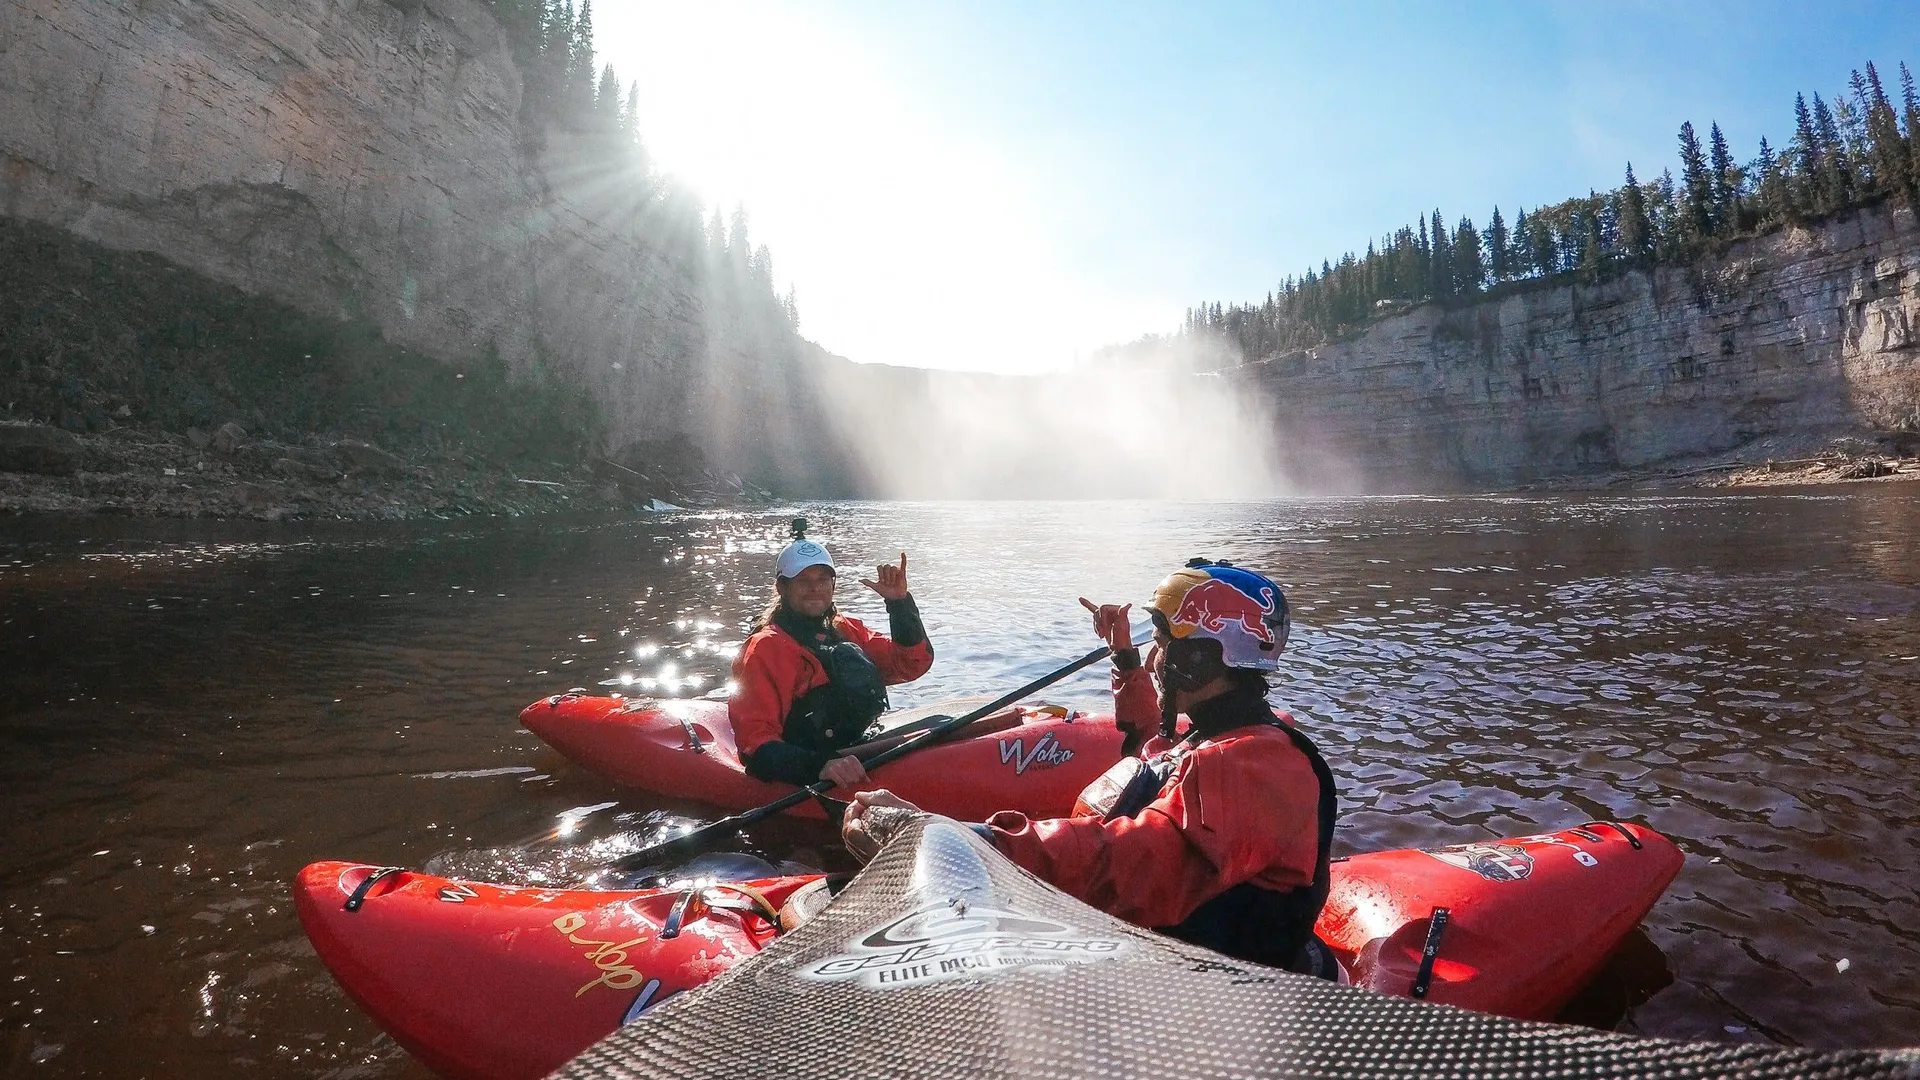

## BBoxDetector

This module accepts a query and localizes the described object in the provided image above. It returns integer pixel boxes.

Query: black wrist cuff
[885,594,927,648]
[1112,646,1142,671]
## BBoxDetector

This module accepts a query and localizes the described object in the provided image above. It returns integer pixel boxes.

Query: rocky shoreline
[0,420,770,520]
[1511,432,1919,493]
[5,419,1913,520]
[1715,454,1918,488]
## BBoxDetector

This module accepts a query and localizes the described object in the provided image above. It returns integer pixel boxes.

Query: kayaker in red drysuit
[730,520,934,791]
[844,560,1339,977]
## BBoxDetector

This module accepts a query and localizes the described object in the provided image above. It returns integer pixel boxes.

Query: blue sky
[595,2,1920,372]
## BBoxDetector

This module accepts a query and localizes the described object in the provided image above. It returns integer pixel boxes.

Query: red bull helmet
[1147,561,1289,671]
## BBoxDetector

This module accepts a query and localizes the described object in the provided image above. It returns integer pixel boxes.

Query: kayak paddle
[589,641,1125,878]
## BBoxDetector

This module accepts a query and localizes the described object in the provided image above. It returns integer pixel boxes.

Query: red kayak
[1317,821,1683,1017]
[296,820,1681,1080]
[519,694,1125,820]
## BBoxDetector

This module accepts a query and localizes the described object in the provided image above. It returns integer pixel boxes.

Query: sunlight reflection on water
[1,491,1916,1073]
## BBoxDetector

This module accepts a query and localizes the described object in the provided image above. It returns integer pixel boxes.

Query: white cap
[776,538,835,579]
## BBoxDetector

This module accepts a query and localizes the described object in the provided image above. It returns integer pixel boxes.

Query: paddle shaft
[601,643,1118,873]
[827,710,1014,763]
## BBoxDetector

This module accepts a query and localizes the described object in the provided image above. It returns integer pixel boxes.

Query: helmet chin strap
[1154,638,1223,740]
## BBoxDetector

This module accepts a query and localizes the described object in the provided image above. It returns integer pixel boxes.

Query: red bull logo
[1171,578,1277,642]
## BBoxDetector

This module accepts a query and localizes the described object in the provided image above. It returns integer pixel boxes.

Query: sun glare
[591,2,1144,373]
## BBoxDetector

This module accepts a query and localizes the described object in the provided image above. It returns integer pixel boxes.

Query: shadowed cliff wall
[0,0,852,491]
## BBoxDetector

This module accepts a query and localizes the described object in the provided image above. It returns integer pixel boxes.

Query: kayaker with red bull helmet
[730,520,934,791]
[843,559,1339,977]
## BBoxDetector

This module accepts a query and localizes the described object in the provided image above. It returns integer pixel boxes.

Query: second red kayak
[519,694,1126,820]
[296,819,1683,1080]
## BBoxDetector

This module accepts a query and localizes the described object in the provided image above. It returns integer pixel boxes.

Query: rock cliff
[0,0,847,491]
[1234,204,1920,490]
[6,0,1916,501]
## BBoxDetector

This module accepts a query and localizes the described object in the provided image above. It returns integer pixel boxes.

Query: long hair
[751,591,784,634]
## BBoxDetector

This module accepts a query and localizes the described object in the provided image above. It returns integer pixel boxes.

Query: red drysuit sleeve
[728,629,817,758]
[983,726,1321,928]
[1111,657,1160,741]
[837,614,934,685]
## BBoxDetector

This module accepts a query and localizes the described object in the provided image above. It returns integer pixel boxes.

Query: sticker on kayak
[552,911,651,997]
[802,902,1127,989]
[1514,833,1601,867]
[437,883,478,904]
[620,978,680,1025]
[998,732,1075,775]
[1425,842,1535,882]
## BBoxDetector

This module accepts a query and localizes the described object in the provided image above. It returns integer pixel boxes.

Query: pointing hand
[1079,597,1134,653]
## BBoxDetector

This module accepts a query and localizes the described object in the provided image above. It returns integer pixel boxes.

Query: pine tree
[595,64,621,133]
[517,0,571,124]
[1557,204,1585,272]
[573,0,593,57]
[1429,210,1452,299]
[1863,62,1916,209]
[1415,216,1431,296]
[707,205,727,262]
[1812,93,1854,209]
[753,244,774,292]
[1904,64,1920,198]
[1452,216,1484,293]
[482,0,545,57]
[1486,206,1509,282]
[1510,207,1536,278]
[1363,240,1379,314]
[1790,93,1823,212]
[1677,121,1714,243]
[1708,122,1740,233]
[1528,210,1558,278]
[1754,137,1791,225]
[729,205,752,271]
[1620,163,1653,260]
[1650,169,1684,259]
[1839,77,1873,185]
[568,0,597,124]
[1578,197,1606,278]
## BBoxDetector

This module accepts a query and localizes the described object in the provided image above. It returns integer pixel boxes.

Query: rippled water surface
[4,493,1918,1075]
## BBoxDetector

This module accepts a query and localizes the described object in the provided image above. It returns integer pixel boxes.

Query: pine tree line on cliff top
[1171,60,1920,364]
[481,0,802,332]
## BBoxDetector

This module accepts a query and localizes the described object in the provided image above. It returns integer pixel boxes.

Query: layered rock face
[1239,205,1920,490]
[0,0,836,485]
[6,1,1915,499]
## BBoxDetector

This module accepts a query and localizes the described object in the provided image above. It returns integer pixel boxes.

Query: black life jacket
[1074,700,1339,976]
[772,610,890,753]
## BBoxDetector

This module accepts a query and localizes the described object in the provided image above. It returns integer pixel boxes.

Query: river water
[3,492,1918,1076]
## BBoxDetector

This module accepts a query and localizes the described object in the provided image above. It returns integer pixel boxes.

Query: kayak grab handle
[1585,820,1644,850]
[677,714,706,754]
[1410,907,1450,999]
[660,889,697,939]
[343,867,405,913]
